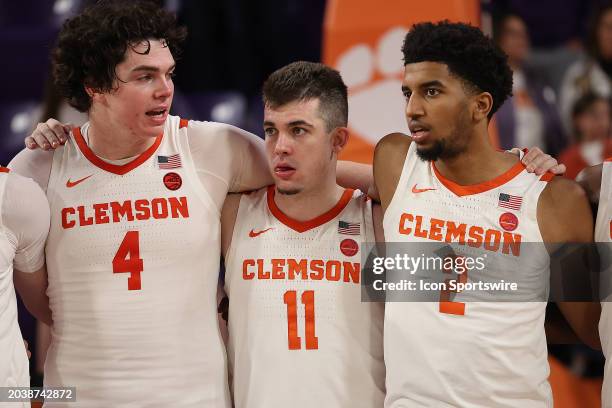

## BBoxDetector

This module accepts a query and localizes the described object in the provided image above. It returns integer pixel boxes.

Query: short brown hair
[262,61,348,131]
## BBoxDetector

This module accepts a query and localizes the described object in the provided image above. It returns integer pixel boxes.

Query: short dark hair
[402,21,513,118]
[262,61,348,131]
[53,0,187,112]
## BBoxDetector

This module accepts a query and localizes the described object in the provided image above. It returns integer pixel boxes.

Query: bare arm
[373,133,412,213]
[14,266,52,325]
[538,177,601,349]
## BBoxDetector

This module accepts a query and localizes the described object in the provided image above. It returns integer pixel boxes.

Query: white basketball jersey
[383,143,553,407]
[0,168,49,408]
[0,170,28,408]
[43,116,230,407]
[597,158,612,408]
[224,186,385,408]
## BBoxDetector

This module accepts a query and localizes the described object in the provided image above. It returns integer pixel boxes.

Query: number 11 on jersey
[283,290,318,350]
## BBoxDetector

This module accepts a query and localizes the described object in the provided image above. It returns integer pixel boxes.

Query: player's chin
[275,180,302,196]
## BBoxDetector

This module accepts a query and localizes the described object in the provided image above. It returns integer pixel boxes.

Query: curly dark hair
[53,0,187,112]
[262,61,348,132]
[402,21,513,119]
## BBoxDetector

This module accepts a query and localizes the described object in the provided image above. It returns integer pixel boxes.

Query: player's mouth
[145,107,169,125]
[274,164,296,180]
[409,122,431,143]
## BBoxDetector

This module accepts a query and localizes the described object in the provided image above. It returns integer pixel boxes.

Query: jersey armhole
[224,193,249,273]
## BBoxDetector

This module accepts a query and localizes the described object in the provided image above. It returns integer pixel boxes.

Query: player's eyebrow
[287,120,314,128]
[420,80,445,89]
[402,80,445,93]
[131,64,176,73]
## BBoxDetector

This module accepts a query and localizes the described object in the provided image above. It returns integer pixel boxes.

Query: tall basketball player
[578,160,612,407]
[221,62,385,407]
[0,168,50,408]
[374,21,600,407]
[8,2,271,406]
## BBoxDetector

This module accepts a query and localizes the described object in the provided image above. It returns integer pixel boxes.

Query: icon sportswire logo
[411,184,436,194]
[249,228,274,238]
[66,174,93,188]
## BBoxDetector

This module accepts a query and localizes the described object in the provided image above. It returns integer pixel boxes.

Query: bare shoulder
[538,177,593,242]
[373,133,412,211]
[374,132,411,162]
[576,163,603,204]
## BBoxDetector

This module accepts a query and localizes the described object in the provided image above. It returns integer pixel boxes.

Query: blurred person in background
[559,92,612,179]
[494,13,567,157]
[490,0,590,92]
[560,2,612,135]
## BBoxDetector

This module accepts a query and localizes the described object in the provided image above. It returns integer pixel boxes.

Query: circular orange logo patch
[340,238,359,257]
[163,172,182,191]
[499,212,518,231]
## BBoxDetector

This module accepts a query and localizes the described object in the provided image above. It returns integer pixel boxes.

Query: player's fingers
[530,154,553,175]
[32,124,59,150]
[521,147,543,171]
[550,163,566,176]
[45,120,70,147]
[25,136,39,150]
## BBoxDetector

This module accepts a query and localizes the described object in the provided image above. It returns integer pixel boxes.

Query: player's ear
[472,92,493,122]
[331,127,349,154]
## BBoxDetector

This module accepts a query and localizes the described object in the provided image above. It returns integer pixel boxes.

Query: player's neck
[87,114,158,160]
[274,180,346,222]
[434,133,520,186]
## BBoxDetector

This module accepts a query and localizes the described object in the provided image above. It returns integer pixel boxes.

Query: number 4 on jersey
[113,231,144,290]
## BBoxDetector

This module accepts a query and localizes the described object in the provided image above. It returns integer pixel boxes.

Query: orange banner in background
[323,0,479,163]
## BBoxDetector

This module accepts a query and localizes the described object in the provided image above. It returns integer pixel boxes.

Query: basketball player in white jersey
[578,159,612,407]
[220,61,385,407]
[8,2,275,406]
[374,21,600,407]
[0,167,51,408]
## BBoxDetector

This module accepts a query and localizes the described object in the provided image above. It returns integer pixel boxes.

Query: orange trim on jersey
[0,167,9,173]
[73,127,163,176]
[605,157,612,162]
[179,118,189,129]
[539,172,555,182]
[266,185,354,233]
[432,160,526,197]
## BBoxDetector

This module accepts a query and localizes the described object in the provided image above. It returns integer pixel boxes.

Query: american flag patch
[498,193,522,211]
[157,154,182,169]
[338,221,360,235]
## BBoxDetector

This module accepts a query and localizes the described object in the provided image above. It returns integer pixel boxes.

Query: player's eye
[426,88,440,97]
[139,74,153,82]
[264,127,277,138]
[293,127,306,136]
[403,90,412,100]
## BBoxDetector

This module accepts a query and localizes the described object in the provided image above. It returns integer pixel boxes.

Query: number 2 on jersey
[284,290,318,350]
[113,231,144,290]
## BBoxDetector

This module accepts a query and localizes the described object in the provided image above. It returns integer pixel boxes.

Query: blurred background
[1,0,610,406]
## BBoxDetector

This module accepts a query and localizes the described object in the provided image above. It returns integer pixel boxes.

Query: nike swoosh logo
[412,184,436,194]
[249,228,274,238]
[66,174,93,188]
